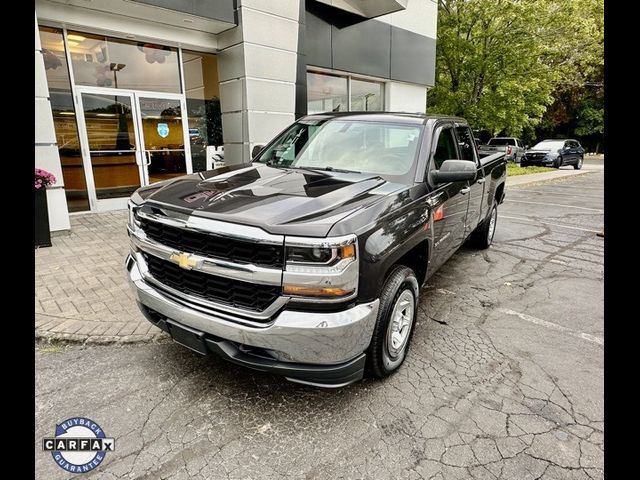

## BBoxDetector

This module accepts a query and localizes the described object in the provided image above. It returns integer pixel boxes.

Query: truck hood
[136,163,400,237]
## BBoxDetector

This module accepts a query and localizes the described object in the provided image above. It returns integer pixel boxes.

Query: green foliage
[429,0,604,143]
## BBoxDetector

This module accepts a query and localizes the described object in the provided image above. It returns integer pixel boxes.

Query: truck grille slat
[142,253,280,313]
[139,217,283,268]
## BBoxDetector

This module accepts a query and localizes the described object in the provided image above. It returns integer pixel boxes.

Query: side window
[454,126,476,162]
[432,126,458,170]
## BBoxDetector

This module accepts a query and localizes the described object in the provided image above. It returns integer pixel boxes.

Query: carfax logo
[42,417,115,474]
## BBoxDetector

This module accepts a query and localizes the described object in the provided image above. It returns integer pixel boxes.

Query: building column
[217,0,303,165]
[35,12,70,231]
[384,81,427,114]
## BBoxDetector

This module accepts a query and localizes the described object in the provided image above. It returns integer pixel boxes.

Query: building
[35,0,438,231]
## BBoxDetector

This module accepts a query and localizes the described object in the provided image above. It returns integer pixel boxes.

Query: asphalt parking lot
[35,167,604,480]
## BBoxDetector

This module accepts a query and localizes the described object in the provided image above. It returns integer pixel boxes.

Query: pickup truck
[478,137,524,163]
[126,113,507,387]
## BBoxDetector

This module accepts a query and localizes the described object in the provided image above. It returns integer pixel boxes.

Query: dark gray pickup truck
[126,113,507,387]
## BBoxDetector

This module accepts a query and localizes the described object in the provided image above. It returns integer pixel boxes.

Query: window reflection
[81,94,140,199]
[69,31,180,93]
[39,26,90,212]
[350,79,383,111]
[182,51,222,172]
[138,98,187,182]
[307,72,348,114]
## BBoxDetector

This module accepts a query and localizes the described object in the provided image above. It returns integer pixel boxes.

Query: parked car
[521,139,584,169]
[126,113,507,387]
[478,137,525,163]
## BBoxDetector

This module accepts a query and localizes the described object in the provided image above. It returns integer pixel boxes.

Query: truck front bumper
[126,254,379,387]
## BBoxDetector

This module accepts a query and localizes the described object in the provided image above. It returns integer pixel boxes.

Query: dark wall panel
[331,20,391,79]
[391,28,436,85]
[132,0,236,24]
[306,11,332,69]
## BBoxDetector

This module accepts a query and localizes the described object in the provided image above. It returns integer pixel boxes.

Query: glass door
[76,89,145,211]
[135,95,190,184]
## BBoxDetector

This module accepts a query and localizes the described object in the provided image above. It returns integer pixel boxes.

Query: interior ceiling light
[67,34,86,42]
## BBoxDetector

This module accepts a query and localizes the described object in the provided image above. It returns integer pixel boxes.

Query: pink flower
[35,167,57,189]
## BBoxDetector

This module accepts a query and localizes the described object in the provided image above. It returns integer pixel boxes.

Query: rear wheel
[366,266,419,379]
[470,202,498,249]
[574,156,583,170]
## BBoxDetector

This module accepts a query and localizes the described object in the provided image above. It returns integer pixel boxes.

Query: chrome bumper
[127,254,379,366]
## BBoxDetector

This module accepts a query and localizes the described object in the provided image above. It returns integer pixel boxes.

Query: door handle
[460,187,471,195]
[144,151,152,166]
[476,178,486,184]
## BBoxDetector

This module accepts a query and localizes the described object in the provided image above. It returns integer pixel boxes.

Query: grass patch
[507,163,555,176]
[37,342,67,354]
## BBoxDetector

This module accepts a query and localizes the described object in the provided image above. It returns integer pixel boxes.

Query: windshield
[255,120,423,181]
[488,138,515,146]
[532,140,564,150]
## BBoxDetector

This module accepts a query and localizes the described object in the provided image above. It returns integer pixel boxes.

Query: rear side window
[488,138,516,146]
[455,126,476,162]
[432,126,458,170]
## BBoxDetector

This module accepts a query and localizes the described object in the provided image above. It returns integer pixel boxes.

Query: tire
[554,156,563,169]
[366,265,419,379]
[470,202,498,249]
[574,156,583,170]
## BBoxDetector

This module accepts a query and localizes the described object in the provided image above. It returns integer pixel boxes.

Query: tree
[429,0,604,143]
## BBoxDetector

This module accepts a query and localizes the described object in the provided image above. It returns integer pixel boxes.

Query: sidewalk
[507,162,602,187]
[35,211,165,344]
[35,164,603,344]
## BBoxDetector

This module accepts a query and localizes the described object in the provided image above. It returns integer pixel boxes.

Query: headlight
[282,235,358,301]
[127,200,140,229]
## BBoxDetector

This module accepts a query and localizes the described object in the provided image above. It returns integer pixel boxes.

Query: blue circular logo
[44,417,114,474]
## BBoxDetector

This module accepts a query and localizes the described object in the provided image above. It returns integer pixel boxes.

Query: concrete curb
[35,327,169,345]
[506,169,595,188]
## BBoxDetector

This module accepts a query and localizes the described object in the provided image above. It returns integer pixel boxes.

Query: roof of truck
[301,111,468,126]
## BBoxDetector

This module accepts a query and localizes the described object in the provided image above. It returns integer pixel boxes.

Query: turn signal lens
[340,244,356,259]
[282,285,355,297]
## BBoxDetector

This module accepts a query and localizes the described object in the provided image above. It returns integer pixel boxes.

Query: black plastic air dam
[137,302,366,388]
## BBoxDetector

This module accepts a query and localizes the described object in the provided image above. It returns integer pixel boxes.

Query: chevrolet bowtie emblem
[169,252,198,269]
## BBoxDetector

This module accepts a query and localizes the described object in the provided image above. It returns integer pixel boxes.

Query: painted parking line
[504,199,603,212]
[498,308,603,346]
[500,215,602,233]
[507,189,604,200]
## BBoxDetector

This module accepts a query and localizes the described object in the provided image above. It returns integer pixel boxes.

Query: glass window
[307,72,348,114]
[488,138,516,146]
[182,50,222,172]
[256,120,422,182]
[432,127,458,170]
[69,31,181,93]
[39,26,90,212]
[455,126,476,162]
[350,79,383,111]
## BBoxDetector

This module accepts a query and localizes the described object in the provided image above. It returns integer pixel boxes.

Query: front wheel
[574,156,583,170]
[470,203,498,249]
[555,156,563,169]
[366,266,419,379]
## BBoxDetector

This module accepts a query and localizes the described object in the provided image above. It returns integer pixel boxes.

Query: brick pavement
[35,211,166,343]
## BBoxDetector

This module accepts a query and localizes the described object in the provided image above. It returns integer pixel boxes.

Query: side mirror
[431,159,477,184]
[252,144,265,159]
[524,145,529,150]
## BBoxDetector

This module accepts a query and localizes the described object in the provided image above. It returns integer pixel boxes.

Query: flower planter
[35,187,52,248]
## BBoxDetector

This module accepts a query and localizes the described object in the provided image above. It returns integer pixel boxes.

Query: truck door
[455,124,486,236]
[427,124,471,272]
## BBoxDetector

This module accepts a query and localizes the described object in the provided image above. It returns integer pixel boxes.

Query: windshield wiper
[301,166,361,174]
